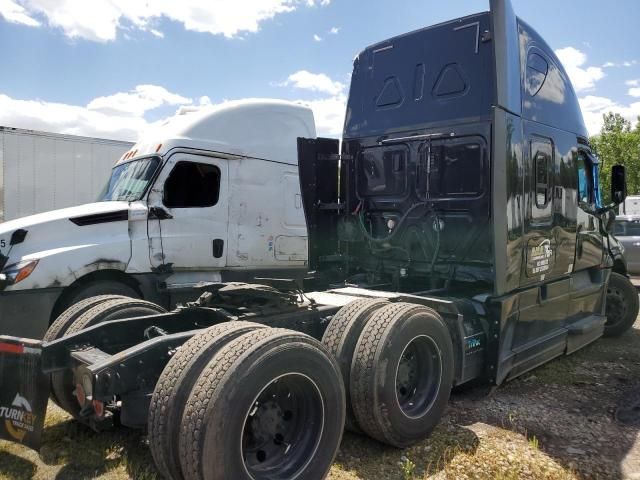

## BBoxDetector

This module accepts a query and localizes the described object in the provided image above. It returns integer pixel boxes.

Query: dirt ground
[1,316,639,480]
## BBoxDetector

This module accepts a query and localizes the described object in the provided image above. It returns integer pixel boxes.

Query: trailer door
[147,154,228,272]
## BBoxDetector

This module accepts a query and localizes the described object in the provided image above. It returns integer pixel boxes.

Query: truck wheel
[65,297,166,335]
[179,328,345,480]
[321,297,389,431]
[350,302,454,448]
[45,295,127,343]
[52,298,166,417]
[67,280,139,306]
[605,272,639,337]
[44,294,127,406]
[149,321,267,480]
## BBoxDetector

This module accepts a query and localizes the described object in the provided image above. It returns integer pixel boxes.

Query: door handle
[149,206,173,220]
[212,239,224,258]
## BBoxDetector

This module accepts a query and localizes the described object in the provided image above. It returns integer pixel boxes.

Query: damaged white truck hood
[0,201,133,291]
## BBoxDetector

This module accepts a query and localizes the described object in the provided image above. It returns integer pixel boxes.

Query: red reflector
[0,343,24,354]
[93,399,105,418]
[75,383,86,406]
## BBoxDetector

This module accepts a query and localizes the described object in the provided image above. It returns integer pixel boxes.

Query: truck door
[511,132,570,363]
[147,154,228,272]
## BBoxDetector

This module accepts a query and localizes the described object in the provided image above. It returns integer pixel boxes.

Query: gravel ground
[1,315,639,480]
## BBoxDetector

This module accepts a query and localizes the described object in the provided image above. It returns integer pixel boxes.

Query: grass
[0,400,578,480]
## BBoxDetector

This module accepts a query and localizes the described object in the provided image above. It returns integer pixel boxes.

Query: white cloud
[0,0,40,26]
[579,95,640,135]
[302,94,345,136]
[87,85,191,116]
[555,47,604,92]
[275,70,346,135]
[329,26,339,34]
[0,94,148,140]
[149,28,163,38]
[627,79,640,87]
[629,88,640,98]
[10,0,330,42]
[0,84,196,141]
[602,60,638,68]
[280,70,345,96]
[313,33,322,42]
[0,82,346,141]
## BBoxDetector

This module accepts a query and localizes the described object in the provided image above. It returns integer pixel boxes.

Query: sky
[0,0,639,141]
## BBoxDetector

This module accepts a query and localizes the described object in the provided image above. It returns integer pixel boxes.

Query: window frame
[162,160,221,209]
[416,135,486,200]
[355,145,410,200]
[531,138,553,210]
[534,151,549,208]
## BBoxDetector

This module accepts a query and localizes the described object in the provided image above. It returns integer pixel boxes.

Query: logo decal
[1,393,37,442]
[528,237,555,276]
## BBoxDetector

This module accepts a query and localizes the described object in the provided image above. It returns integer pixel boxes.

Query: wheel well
[50,269,142,324]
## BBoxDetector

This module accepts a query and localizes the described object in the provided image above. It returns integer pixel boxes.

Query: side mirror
[10,229,28,246]
[611,165,627,205]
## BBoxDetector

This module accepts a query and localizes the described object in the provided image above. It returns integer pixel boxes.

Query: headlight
[2,259,39,285]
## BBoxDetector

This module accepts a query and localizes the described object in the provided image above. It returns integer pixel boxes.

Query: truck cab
[299,0,633,382]
[0,99,314,338]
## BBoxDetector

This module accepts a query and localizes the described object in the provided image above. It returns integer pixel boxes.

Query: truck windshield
[99,156,161,202]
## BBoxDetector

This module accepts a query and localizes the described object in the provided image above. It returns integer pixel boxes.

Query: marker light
[2,259,39,285]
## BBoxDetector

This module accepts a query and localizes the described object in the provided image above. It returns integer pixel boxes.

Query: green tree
[590,113,640,203]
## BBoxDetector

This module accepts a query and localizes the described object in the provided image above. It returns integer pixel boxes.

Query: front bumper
[0,287,64,338]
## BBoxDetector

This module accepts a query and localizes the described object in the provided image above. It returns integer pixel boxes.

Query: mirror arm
[596,203,617,215]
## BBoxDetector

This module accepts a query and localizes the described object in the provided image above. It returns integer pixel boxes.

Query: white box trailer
[619,195,640,216]
[0,126,133,222]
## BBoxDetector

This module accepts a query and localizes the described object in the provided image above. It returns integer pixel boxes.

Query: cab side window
[534,151,549,207]
[164,161,221,208]
[576,153,593,205]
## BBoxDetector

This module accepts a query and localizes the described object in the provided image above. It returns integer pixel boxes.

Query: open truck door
[0,336,49,450]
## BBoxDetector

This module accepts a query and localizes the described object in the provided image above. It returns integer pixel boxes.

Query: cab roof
[119,99,316,166]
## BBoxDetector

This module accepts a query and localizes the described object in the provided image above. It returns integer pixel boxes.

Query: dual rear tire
[45,296,167,417]
[150,325,346,480]
[322,299,454,448]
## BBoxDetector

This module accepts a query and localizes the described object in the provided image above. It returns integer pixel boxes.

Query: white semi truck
[0,126,133,222]
[0,99,314,337]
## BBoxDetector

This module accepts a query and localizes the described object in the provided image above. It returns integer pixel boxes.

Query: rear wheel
[44,294,127,406]
[179,328,345,480]
[149,321,267,480]
[605,272,639,337]
[45,295,127,343]
[321,298,389,431]
[56,280,140,319]
[350,302,454,447]
[52,298,166,417]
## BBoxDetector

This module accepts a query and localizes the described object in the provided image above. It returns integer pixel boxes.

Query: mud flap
[0,336,49,451]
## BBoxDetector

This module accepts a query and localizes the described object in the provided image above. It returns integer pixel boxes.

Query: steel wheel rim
[241,373,325,480]
[394,335,443,419]
[606,286,627,326]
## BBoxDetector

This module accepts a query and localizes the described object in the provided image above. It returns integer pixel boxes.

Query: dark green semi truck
[0,1,636,479]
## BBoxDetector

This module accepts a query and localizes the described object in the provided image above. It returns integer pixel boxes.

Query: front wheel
[604,272,639,337]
